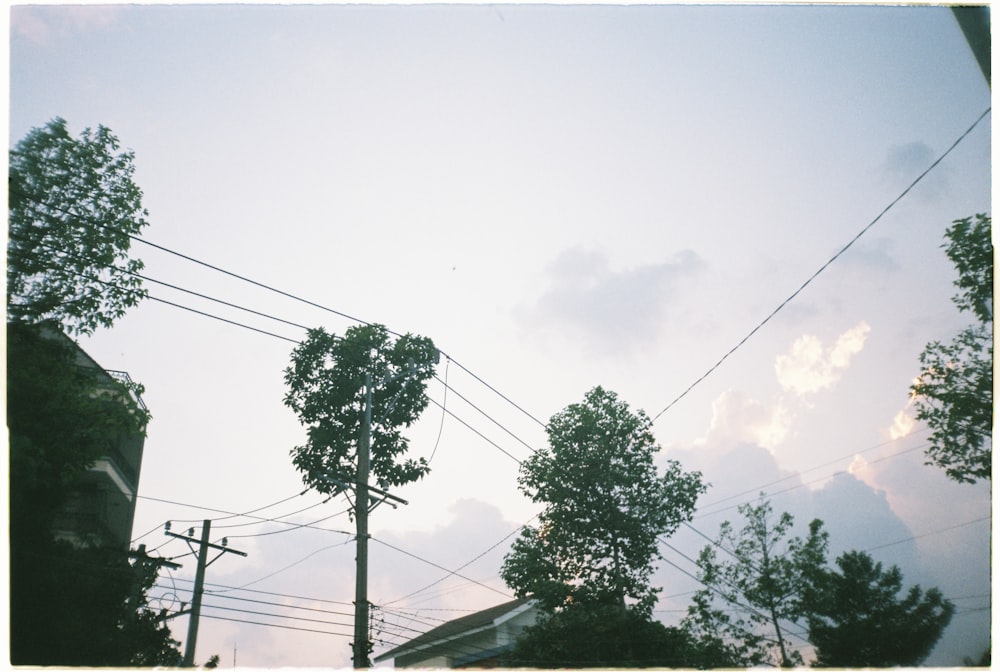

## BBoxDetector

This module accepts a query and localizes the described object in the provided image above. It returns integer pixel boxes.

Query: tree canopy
[911,213,992,483]
[805,550,954,667]
[500,386,706,616]
[683,497,828,667]
[283,323,438,492]
[8,117,149,336]
[687,497,955,668]
[503,602,706,668]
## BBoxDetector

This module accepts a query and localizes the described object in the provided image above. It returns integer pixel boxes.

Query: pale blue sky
[9,3,991,667]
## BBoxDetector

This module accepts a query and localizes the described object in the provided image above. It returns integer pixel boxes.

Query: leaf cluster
[911,213,992,483]
[283,324,438,492]
[8,118,149,336]
[501,387,706,616]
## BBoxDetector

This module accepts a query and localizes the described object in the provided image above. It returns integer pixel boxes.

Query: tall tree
[500,386,706,616]
[283,324,438,492]
[805,550,954,667]
[683,497,828,667]
[8,117,149,336]
[8,119,178,664]
[911,213,992,483]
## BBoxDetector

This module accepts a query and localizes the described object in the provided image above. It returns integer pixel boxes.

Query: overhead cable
[651,107,991,423]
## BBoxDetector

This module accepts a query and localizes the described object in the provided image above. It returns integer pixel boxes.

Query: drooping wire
[427,356,450,464]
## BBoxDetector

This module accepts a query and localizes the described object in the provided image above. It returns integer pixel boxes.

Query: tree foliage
[10,540,181,666]
[687,498,955,668]
[683,497,829,667]
[503,603,707,668]
[283,324,438,492]
[8,118,149,336]
[911,213,992,483]
[805,550,954,667]
[8,322,176,665]
[501,386,706,616]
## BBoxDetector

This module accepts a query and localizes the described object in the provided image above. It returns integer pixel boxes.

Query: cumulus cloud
[775,321,871,395]
[696,388,793,452]
[888,407,916,440]
[520,247,704,354]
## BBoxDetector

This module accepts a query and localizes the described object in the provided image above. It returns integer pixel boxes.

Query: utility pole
[165,520,247,667]
[353,372,373,669]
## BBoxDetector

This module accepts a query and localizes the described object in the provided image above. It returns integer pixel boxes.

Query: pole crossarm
[165,529,249,557]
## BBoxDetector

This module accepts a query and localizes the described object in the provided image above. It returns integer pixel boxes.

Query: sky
[7,3,992,668]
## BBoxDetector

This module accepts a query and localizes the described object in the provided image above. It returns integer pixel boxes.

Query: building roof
[374,597,533,663]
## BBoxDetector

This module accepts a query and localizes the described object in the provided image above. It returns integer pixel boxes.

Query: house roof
[374,597,533,663]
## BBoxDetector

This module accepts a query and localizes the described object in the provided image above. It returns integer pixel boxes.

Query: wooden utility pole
[184,521,212,667]
[353,372,373,669]
[165,520,247,667]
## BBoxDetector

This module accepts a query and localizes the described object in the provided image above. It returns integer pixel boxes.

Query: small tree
[8,118,149,336]
[500,386,706,616]
[911,213,992,483]
[806,550,954,667]
[283,324,438,492]
[684,497,828,667]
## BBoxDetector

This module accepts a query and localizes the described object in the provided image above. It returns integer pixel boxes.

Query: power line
[166,576,356,608]
[382,513,538,607]
[435,373,539,455]
[36,240,537,471]
[198,613,353,638]
[205,538,355,594]
[14,185,548,430]
[136,493,353,539]
[864,514,990,552]
[693,428,930,515]
[651,106,991,423]
[426,396,523,465]
[693,443,929,521]
[369,535,514,600]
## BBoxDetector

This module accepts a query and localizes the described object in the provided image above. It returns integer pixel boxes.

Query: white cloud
[696,388,793,452]
[775,321,871,395]
[888,408,916,440]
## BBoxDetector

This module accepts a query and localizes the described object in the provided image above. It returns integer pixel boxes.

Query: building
[45,328,149,550]
[375,598,539,668]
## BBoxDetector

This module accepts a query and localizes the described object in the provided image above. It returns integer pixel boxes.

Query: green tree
[283,324,438,492]
[8,117,149,336]
[911,213,992,483]
[805,550,954,667]
[683,497,828,667]
[500,386,706,616]
[503,602,705,668]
